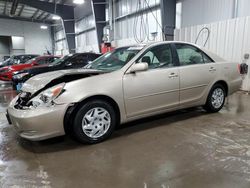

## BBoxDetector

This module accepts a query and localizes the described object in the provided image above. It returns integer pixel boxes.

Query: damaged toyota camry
[7,42,242,144]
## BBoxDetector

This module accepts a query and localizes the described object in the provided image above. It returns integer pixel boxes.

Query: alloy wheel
[82,107,111,139]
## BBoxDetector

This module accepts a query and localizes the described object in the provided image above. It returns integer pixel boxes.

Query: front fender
[53,71,127,123]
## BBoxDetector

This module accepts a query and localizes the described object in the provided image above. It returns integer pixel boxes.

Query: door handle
[209,67,216,72]
[168,72,179,78]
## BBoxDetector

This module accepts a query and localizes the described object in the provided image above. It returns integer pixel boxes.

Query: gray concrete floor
[0,84,250,188]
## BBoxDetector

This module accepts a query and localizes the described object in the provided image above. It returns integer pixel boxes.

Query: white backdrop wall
[174,16,250,63]
[180,0,234,27]
[180,0,250,28]
[237,0,250,17]
[0,18,52,55]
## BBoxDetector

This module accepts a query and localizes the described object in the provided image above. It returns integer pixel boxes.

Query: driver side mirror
[129,63,148,73]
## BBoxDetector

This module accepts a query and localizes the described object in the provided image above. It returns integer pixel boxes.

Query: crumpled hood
[22,69,104,94]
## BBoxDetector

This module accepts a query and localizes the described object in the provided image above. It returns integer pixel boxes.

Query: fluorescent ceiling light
[52,15,61,20]
[73,0,85,5]
[40,25,48,30]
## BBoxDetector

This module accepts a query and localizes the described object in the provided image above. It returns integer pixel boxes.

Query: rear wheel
[72,100,117,144]
[203,84,226,113]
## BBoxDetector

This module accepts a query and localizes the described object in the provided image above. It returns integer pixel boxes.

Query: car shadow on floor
[19,107,210,153]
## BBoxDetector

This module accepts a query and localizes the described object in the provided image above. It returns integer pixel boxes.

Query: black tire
[72,100,117,144]
[203,84,226,113]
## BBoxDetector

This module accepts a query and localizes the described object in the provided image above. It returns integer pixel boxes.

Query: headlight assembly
[29,83,65,108]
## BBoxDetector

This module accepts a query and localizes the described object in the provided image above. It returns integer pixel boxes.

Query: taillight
[238,63,249,74]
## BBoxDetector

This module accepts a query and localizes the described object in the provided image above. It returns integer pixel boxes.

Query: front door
[123,44,180,118]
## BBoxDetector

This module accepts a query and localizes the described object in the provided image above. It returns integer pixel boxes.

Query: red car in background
[0,55,60,81]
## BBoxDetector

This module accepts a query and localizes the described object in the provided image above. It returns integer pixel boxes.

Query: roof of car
[14,54,39,57]
[36,55,61,58]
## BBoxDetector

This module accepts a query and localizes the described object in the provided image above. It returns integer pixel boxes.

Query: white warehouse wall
[180,0,235,27]
[54,29,69,55]
[0,18,52,55]
[113,0,163,47]
[237,0,250,17]
[55,14,99,54]
[180,0,250,28]
[75,14,99,53]
[174,16,250,63]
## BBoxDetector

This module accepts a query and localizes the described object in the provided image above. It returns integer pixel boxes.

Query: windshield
[1,57,13,66]
[25,58,36,64]
[50,54,73,66]
[1,55,37,66]
[85,47,141,71]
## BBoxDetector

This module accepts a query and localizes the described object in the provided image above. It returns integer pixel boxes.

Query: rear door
[174,43,218,107]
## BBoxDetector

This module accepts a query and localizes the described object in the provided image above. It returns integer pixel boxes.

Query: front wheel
[72,100,117,144]
[203,84,226,113]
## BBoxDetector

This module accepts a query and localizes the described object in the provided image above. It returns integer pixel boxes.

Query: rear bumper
[7,102,69,141]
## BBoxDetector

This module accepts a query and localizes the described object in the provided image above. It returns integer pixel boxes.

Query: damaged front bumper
[7,94,69,141]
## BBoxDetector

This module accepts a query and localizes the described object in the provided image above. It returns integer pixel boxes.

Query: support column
[160,0,176,41]
[92,0,107,52]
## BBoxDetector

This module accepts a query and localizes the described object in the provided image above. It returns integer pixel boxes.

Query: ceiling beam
[10,0,20,16]
[37,11,46,20]
[42,0,51,21]
[42,13,51,21]
[31,9,40,19]
[19,0,74,14]
[17,4,25,16]
[0,14,53,24]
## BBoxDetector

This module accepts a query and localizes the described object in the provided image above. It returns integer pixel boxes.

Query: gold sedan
[7,42,242,144]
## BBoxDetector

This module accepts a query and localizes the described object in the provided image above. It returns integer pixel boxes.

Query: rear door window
[175,44,213,66]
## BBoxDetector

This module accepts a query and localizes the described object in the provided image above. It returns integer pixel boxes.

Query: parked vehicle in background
[0,55,60,82]
[7,42,242,144]
[3,56,10,61]
[12,52,101,90]
[0,54,39,68]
